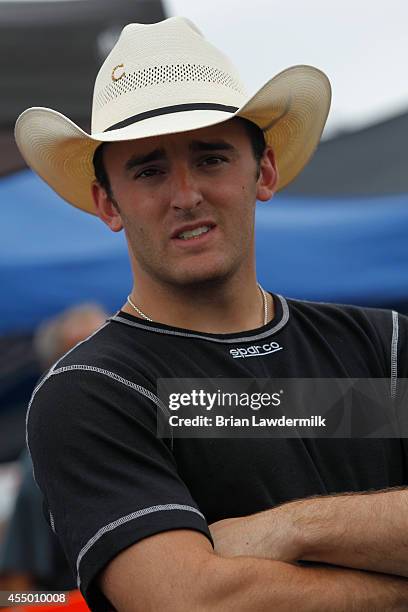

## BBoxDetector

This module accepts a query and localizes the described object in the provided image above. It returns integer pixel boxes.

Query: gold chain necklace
[126,283,269,325]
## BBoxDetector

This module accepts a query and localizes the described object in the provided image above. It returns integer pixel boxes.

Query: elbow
[143,554,247,612]
[189,554,264,611]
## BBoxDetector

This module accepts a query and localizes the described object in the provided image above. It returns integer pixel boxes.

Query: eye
[135,167,164,179]
[199,155,227,167]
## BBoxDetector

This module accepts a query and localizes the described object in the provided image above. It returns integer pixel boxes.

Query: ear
[256,146,279,202]
[92,182,123,232]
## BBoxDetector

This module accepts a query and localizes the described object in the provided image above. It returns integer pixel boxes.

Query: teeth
[178,225,211,240]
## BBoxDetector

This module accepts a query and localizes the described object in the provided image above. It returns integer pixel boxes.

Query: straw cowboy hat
[15,16,331,215]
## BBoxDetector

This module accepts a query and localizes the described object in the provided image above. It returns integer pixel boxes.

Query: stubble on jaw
[120,202,257,291]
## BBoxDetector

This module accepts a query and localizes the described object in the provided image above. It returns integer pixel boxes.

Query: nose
[169,163,203,212]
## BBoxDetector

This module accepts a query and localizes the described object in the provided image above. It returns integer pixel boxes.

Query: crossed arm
[209,487,408,578]
[100,488,408,611]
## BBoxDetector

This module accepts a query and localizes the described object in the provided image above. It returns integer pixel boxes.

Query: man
[16,16,408,611]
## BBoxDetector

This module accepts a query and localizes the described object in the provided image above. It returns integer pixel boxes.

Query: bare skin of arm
[100,529,408,611]
[209,488,408,578]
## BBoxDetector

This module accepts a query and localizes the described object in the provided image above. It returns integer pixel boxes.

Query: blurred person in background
[0,304,107,594]
[14,16,408,612]
[33,303,108,368]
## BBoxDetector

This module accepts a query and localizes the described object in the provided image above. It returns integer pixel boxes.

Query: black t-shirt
[27,293,408,610]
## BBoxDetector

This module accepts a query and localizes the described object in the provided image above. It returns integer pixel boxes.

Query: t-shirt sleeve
[27,368,213,611]
[396,313,408,448]
[396,312,408,380]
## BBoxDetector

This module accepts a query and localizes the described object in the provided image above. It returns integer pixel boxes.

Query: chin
[138,250,245,288]
[170,262,238,287]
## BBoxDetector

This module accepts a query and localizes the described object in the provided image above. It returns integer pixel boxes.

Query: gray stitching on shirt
[26,321,111,453]
[52,364,170,417]
[25,322,112,535]
[110,294,289,343]
[27,364,172,447]
[391,311,399,401]
[75,504,206,587]
[48,321,111,375]
[49,512,56,534]
[26,356,174,535]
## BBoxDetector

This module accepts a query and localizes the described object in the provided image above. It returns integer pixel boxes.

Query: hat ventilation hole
[94,64,245,110]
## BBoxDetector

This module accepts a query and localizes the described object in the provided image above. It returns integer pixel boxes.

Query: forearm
[284,489,408,577]
[101,530,408,612]
[201,555,408,612]
[109,552,408,612]
[211,488,408,578]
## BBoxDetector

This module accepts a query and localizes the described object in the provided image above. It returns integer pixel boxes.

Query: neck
[122,275,274,334]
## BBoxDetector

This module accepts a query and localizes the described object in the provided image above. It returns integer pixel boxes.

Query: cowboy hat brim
[15,65,331,215]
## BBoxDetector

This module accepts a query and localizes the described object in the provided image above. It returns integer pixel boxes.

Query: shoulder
[40,316,156,385]
[284,295,399,336]
[27,319,165,447]
[281,295,408,376]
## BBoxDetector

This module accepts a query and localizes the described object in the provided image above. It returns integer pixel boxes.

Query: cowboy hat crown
[92,17,247,135]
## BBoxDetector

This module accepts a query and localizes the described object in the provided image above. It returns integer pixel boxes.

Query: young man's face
[93,119,277,289]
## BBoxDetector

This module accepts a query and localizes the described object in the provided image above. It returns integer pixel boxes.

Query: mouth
[171,222,217,245]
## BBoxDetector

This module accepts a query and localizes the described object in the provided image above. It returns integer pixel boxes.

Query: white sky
[166,0,408,136]
[4,0,408,136]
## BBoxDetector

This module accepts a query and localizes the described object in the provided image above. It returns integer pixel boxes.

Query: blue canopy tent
[1,170,131,334]
[1,169,407,335]
[256,194,408,309]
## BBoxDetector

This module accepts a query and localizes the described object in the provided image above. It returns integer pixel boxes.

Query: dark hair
[92,118,266,200]
[93,142,114,202]
[237,117,266,169]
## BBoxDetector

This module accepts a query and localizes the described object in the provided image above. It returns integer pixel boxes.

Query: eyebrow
[124,140,236,171]
[189,140,236,153]
[125,148,166,171]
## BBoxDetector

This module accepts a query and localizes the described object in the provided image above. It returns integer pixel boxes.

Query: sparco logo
[230,341,283,359]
